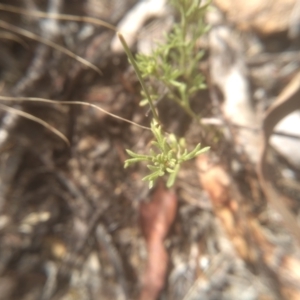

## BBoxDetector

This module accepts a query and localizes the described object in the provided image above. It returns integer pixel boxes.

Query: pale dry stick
[111,0,167,53]
[0,20,102,75]
[0,96,151,131]
[0,103,69,145]
[0,3,116,31]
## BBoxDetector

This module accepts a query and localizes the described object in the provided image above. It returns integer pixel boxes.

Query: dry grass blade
[0,20,102,75]
[0,103,69,145]
[0,3,116,32]
[0,30,28,48]
[0,96,151,131]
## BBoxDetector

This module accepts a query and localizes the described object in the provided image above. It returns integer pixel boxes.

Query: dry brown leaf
[139,181,177,300]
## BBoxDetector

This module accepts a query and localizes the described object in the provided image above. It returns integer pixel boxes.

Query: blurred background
[0,0,300,299]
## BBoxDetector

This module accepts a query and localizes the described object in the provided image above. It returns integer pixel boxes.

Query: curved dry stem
[0,30,28,48]
[0,96,151,131]
[0,20,102,75]
[0,3,116,32]
[0,103,69,145]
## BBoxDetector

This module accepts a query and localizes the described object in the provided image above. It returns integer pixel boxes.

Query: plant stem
[117,32,160,123]
[163,80,199,120]
[180,5,187,79]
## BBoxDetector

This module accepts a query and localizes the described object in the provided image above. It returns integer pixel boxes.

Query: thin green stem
[162,79,199,120]
[117,32,160,123]
[179,6,188,78]
[170,92,198,120]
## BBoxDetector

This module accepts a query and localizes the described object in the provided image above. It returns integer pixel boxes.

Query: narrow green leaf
[126,149,151,160]
[142,169,165,182]
[166,164,180,188]
[151,141,163,151]
[195,146,210,156]
[149,180,154,189]
[139,99,149,106]
[181,144,201,161]
[147,165,161,172]
[166,167,175,173]
[124,157,149,167]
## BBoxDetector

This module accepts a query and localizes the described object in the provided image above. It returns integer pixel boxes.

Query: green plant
[125,120,209,188]
[122,0,210,188]
[137,0,210,119]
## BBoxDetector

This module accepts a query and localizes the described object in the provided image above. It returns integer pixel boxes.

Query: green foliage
[123,0,210,189]
[136,0,210,119]
[125,120,209,188]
